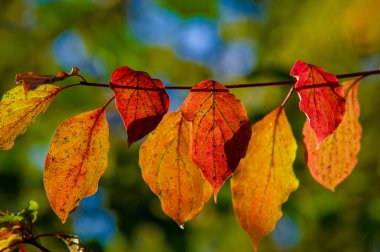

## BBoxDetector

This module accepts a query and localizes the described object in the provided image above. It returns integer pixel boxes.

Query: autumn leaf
[0,228,21,251]
[111,66,170,146]
[0,85,60,150]
[290,60,346,144]
[44,107,109,223]
[0,227,21,252]
[16,67,82,92]
[181,80,251,199]
[231,106,299,251]
[139,111,212,227]
[303,80,362,191]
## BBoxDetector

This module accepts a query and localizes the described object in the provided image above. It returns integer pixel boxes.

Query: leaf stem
[102,96,115,109]
[281,86,295,107]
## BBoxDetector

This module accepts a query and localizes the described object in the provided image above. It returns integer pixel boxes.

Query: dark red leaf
[111,66,170,146]
[290,60,346,144]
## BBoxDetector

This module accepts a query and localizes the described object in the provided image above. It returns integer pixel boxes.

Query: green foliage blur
[1,0,380,251]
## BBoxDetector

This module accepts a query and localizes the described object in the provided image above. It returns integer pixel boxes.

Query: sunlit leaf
[18,200,39,224]
[291,60,346,144]
[0,227,22,252]
[111,66,170,146]
[44,108,109,223]
[139,111,212,227]
[303,80,362,191]
[231,106,299,251]
[0,201,39,225]
[0,85,60,150]
[0,213,23,224]
[181,80,251,199]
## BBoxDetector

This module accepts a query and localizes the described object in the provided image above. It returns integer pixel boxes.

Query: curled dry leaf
[303,80,362,191]
[139,111,212,227]
[111,66,170,146]
[16,67,81,92]
[44,107,109,223]
[60,235,87,252]
[0,85,60,150]
[231,106,299,251]
[291,60,346,144]
[181,80,251,199]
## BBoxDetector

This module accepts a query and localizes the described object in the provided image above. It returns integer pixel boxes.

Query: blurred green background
[1,0,380,251]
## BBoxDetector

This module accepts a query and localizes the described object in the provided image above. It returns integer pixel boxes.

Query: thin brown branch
[57,69,380,91]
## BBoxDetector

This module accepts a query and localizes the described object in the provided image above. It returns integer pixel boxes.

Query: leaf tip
[250,239,259,252]
[60,215,68,224]
[127,140,133,148]
[325,183,336,192]
[213,192,218,204]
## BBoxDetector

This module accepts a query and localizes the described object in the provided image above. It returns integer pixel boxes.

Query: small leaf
[18,200,39,223]
[0,227,22,252]
[44,108,109,223]
[139,111,212,226]
[290,60,346,144]
[15,67,81,92]
[181,80,251,199]
[303,80,362,191]
[0,214,23,224]
[0,201,39,225]
[111,66,170,146]
[231,106,299,251]
[0,85,60,150]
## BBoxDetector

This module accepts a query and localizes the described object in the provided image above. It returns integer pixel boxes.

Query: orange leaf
[139,111,212,227]
[291,60,346,144]
[111,66,170,146]
[303,80,362,191]
[181,80,251,199]
[44,107,109,223]
[0,85,60,150]
[231,106,299,251]
[0,227,22,252]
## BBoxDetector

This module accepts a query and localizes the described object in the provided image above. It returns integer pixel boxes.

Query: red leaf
[181,80,251,199]
[111,66,170,146]
[290,60,346,144]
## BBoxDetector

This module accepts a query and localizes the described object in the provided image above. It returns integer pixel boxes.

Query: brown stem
[102,96,115,109]
[24,240,51,252]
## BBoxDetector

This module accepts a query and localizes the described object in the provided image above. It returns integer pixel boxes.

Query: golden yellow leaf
[231,106,299,251]
[0,85,60,150]
[303,80,362,191]
[0,227,21,252]
[139,111,212,227]
[44,107,109,223]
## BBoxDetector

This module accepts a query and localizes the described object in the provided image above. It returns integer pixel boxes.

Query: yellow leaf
[139,111,212,227]
[0,85,60,150]
[303,80,362,191]
[231,106,299,251]
[44,107,109,223]
[0,227,21,252]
